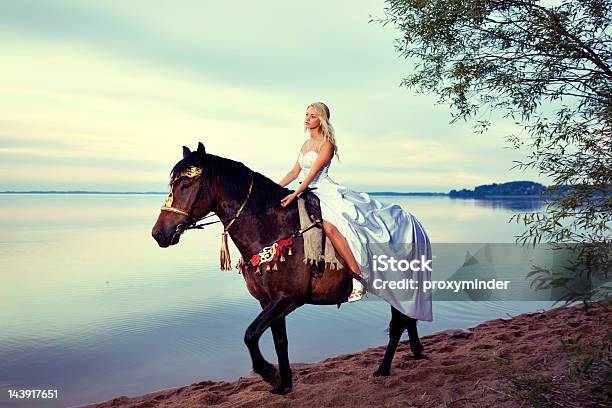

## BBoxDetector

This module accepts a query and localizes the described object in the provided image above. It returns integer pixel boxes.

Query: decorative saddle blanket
[235,191,345,275]
[297,192,344,270]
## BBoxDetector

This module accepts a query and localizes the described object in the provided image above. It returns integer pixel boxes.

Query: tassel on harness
[220,178,254,270]
[220,232,232,270]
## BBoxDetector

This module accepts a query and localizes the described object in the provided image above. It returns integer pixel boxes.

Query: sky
[0,0,551,192]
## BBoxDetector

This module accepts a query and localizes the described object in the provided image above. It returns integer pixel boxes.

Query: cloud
[0,0,550,192]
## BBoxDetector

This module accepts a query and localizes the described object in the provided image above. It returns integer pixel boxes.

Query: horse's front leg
[374,306,406,376]
[244,294,296,386]
[270,317,292,394]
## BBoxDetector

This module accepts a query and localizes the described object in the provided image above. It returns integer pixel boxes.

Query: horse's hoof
[414,353,428,360]
[373,368,390,377]
[270,384,292,395]
[256,364,278,384]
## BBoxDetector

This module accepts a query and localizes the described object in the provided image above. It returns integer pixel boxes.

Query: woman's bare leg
[322,220,362,276]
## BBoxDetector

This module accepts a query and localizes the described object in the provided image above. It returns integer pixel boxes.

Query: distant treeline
[449,181,547,198]
[447,181,590,198]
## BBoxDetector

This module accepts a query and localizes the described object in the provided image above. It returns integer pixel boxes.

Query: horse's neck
[213,173,296,258]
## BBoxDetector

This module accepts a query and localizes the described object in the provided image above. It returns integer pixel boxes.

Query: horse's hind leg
[373,306,407,376]
[406,316,426,359]
[244,295,296,388]
[270,317,292,394]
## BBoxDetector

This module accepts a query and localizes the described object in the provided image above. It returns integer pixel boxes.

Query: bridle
[160,165,254,243]
[160,166,205,219]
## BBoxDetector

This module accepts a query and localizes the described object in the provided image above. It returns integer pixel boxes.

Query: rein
[160,166,321,270]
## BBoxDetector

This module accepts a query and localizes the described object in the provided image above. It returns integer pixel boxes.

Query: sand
[81,302,610,408]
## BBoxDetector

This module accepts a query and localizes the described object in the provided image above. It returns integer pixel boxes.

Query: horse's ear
[197,142,206,157]
[182,146,191,159]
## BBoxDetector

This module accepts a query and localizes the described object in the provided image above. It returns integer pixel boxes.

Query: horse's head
[151,142,215,247]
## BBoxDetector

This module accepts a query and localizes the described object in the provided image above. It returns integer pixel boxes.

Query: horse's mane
[170,153,293,211]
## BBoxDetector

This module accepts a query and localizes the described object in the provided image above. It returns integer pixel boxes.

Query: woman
[278,102,365,301]
[278,103,432,316]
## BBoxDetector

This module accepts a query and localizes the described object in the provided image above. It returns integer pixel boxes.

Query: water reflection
[450,197,546,211]
[0,194,557,408]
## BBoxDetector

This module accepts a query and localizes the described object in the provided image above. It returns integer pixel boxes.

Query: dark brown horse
[151,142,425,394]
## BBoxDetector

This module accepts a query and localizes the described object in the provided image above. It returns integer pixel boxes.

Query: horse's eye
[180,181,191,191]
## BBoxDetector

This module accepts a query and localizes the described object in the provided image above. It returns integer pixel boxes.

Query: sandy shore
[81,302,610,408]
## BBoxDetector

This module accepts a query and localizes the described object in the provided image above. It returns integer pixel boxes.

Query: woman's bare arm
[277,157,302,187]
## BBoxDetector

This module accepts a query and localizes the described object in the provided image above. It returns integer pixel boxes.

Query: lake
[0,194,556,407]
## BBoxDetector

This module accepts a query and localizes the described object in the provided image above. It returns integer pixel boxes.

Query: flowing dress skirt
[312,178,433,321]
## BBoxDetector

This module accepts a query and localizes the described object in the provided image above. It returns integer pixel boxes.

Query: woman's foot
[348,279,364,302]
[347,271,365,302]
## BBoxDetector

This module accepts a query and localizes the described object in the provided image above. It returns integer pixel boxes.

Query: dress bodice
[298,149,332,185]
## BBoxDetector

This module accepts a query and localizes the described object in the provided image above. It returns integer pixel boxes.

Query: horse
[151,142,426,395]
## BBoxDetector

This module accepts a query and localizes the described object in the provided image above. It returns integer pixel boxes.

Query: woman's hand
[280,192,298,207]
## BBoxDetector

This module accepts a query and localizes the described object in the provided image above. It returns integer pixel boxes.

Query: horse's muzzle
[152,228,181,247]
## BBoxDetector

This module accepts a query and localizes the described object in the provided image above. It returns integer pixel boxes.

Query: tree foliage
[373,0,611,301]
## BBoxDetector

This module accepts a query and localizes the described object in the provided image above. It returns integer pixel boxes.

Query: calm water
[0,194,555,407]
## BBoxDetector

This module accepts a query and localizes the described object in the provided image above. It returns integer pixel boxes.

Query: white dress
[297,140,433,321]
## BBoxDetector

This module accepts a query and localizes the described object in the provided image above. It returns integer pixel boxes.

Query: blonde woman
[278,103,432,319]
[279,102,365,301]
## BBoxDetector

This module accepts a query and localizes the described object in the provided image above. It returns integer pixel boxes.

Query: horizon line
[0,190,449,196]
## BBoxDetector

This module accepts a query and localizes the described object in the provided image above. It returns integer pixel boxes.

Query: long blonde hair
[306,102,339,160]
